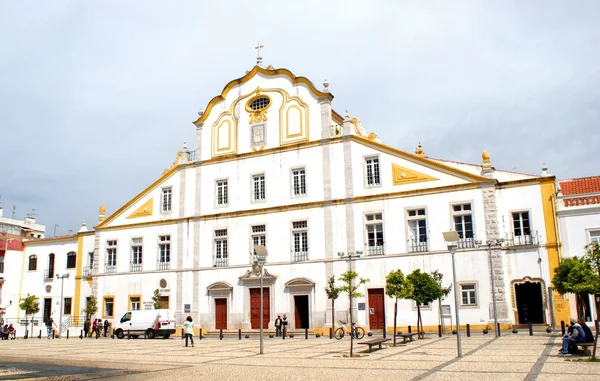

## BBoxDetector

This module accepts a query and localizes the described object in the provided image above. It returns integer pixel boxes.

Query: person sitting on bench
[560,318,586,355]
[578,318,595,343]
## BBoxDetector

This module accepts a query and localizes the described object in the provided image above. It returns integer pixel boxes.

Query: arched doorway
[513,278,545,324]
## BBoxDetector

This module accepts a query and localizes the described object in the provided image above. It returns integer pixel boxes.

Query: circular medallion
[46,285,52,293]
[159,279,167,288]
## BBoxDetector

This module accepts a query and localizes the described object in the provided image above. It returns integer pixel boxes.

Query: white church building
[2,60,573,336]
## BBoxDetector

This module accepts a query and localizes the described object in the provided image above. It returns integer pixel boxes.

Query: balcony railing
[506,231,538,247]
[82,266,93,277]
[458,237,476,249]
[366,245,385,256]
[214,257,227,267]
[105,264,116,273]
[44,269,54,280]
[158,261,171,270]
[409,239,428,253]
[186,150,196,162]
[130,262,142,272]
[292,250,309,262]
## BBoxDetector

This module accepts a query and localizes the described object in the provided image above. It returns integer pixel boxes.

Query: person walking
[274,315,282,337]
[103,320,109,337]
[83,319,90,338]
[183,316,194,347]
[46,317,56,339]
[91,319,98,338]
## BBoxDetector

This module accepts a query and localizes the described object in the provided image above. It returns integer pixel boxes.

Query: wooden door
[294,295,309,329]
[159,296,169,309]
[43,298,52,324]
[368,288,385,329]
[250,288,270,329]
[215,298,227,329]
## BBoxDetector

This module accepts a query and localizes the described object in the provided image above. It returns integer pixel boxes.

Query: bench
[577,343,595,356]
[397,332,418,344]
[357,338,391,353]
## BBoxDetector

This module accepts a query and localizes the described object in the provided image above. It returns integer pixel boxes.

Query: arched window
[66,252,76,269]
[28,255,37,271]
[48,253,55,278]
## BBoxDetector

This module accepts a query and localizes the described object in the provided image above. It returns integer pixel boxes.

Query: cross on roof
[255,42,264,66]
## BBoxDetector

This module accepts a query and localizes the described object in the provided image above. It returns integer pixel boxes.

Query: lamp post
[337,250,363,357]
[443,231,462,358]
[56,273,70,338]
[253,245,268,355]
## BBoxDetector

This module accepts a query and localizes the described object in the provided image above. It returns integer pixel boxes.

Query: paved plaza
[0,332,598,380]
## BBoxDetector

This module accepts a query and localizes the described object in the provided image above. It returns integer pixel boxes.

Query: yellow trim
[285,105,303,138]
[540,181,570,323]
[128,294,142,310]
[16,245,27,321]
[96,166,179,229]
[245,91,272,124]
[193,65,332,126]
[392,163,438,185]
[23,236,77,245]
[102,296,115,318]
[126,198,154,219]
[215,120,232,152]
[73,235,84,320]
[332,110,343,125]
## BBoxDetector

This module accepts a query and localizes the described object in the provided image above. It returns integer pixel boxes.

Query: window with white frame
[216,180,228,207]
[452,203,474,248]
[161,187,172,212]
[589,230,600,244]
[106,240,117,273]
[365,213,384,255]
[413,301,431,309]
[408,208,428,252]
[252,174,266,202]
[251,225,266,253]
[130,297,141,311]
[511,211,534,245]
[214,229,228,267]
[460,283,477,306]
[131,237,143,272]
[158,235,170,270]
[365,157,380,186]
[292,168,306,196]
[63,297,72,315]
[292,221,308,261]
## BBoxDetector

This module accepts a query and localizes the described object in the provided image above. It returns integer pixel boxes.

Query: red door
[250,288,270,329]
[368,289,385,329]
[215,298,227,329]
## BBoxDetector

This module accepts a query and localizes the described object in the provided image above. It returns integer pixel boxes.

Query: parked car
[113,309,176,339]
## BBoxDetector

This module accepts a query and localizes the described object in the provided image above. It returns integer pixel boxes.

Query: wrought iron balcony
[82,266,93,277]
[105,264,116,274]
[130,262,142,272]
[214,257,227,267]
[292,250,309,262]
[458,237,476,249]
[409,239,428,253]
[44,269,54,280]
[157,261,171,270]
[366,245,385,256]
[505,231,539,247]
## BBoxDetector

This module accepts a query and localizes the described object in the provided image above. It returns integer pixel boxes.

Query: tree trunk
[393,299,397,346]
[438,298,443,333]
[417,305,422,339]
[331,299,335,339]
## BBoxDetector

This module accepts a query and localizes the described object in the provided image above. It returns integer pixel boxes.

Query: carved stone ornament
[159,279,167,288]
[46,285,52,293]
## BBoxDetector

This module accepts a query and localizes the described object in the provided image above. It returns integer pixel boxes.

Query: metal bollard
[181,329,184,340]
[52,330,55,339]
[80,330,83,339]
[66,330,69,339]
[408,325,412,333]
[239,329,242,340]
[560,321,565,335]
[497,323,501,337]
[38,330,41,339]
[199,329,203,340]
[128,330,130,340]
[329,327,332,339]
[466,324,471,337]
[220,328,223,340]
[438,325,442,337]
[529,322,533,336]
[305,328,308,339]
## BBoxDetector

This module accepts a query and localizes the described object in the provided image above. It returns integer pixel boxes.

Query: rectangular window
[184,304,191,313]
[511,211,535,245]
[28,255,37,271]
[408,208,428,252]
[292,221,309,261]
[162,187,172,212]
[214,229,228,267]
[216,180,228,207]
[460,284,477,306]
[158,235,170,270]
[365,213,384,255]
[66,252,77,269]
[131,237,143,272]
[104,297,114,317]
[452,203,474,248]
[106,240,117,273]
[130,297,141,311]
[292,168,306,196]
[251,225,266,252]
[365,157,380,186]
[589,230,600,244]
[252,174,266,202]
[63,297,72,315]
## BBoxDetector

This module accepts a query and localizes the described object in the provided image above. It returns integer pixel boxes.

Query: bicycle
[334,320,365,340]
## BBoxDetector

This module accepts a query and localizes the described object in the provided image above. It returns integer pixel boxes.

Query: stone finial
[481,150,494,178]
[415,142,425,158]
[541,163,548,177]
[197,108,204,117]
[78,220,88,233]
[344,110,350,121]
[99,205,106,222]
[182,141,188,151]
[266,64,274,70]
[323,79,329,93]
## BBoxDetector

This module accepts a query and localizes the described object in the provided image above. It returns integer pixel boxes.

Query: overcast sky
[1,1,598,236]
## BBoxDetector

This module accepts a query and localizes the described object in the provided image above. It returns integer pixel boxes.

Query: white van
[114,309,176,339]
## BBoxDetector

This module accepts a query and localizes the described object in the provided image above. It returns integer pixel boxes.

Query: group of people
[560,317,595,355]
[83,318,110,338]
[274,314,288,337]
[1,324,16,340]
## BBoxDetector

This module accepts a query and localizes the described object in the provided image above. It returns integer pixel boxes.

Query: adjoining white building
[557,176,600,322]
[4,61,574,336]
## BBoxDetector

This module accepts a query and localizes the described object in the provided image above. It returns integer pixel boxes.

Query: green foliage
[407,269,444,305]
[585,241,600,275]
[325,276,342,301]
[19,294,40,315]
[431,270,452,298]
[84,295,98,319]
[552,256,600,296]
[152,289,162,309]
[385,270,412,300]
[338,271,369,298]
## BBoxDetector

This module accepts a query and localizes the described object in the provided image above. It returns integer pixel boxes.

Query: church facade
[4,63,572,335]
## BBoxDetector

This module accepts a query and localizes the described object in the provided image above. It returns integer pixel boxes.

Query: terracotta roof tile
[560,176,600,196]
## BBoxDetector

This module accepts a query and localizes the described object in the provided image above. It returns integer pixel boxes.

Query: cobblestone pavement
[0,333,598,380]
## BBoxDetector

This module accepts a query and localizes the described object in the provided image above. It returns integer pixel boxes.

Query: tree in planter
[338,270,369,357]
[431,270,452,333]
[84,295,98,320]
[19,294,40,338]
[585,242,600,359]
[152,289,162,309]
[406,269,444,339]
[325,275,342,337]
[385,269,412,346]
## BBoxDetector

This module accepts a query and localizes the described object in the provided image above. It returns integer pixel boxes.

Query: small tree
[325,276,342,336]
[431,270,452,333]
[19,294,40,338]
[407,269,444,338]
[338,270,369,357]
[584,242,600,359]
[152,289,162,309]
[385,269,412,346]
[84,295,98,320]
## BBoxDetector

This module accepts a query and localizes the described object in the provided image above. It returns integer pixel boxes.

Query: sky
[1,1,599,236]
